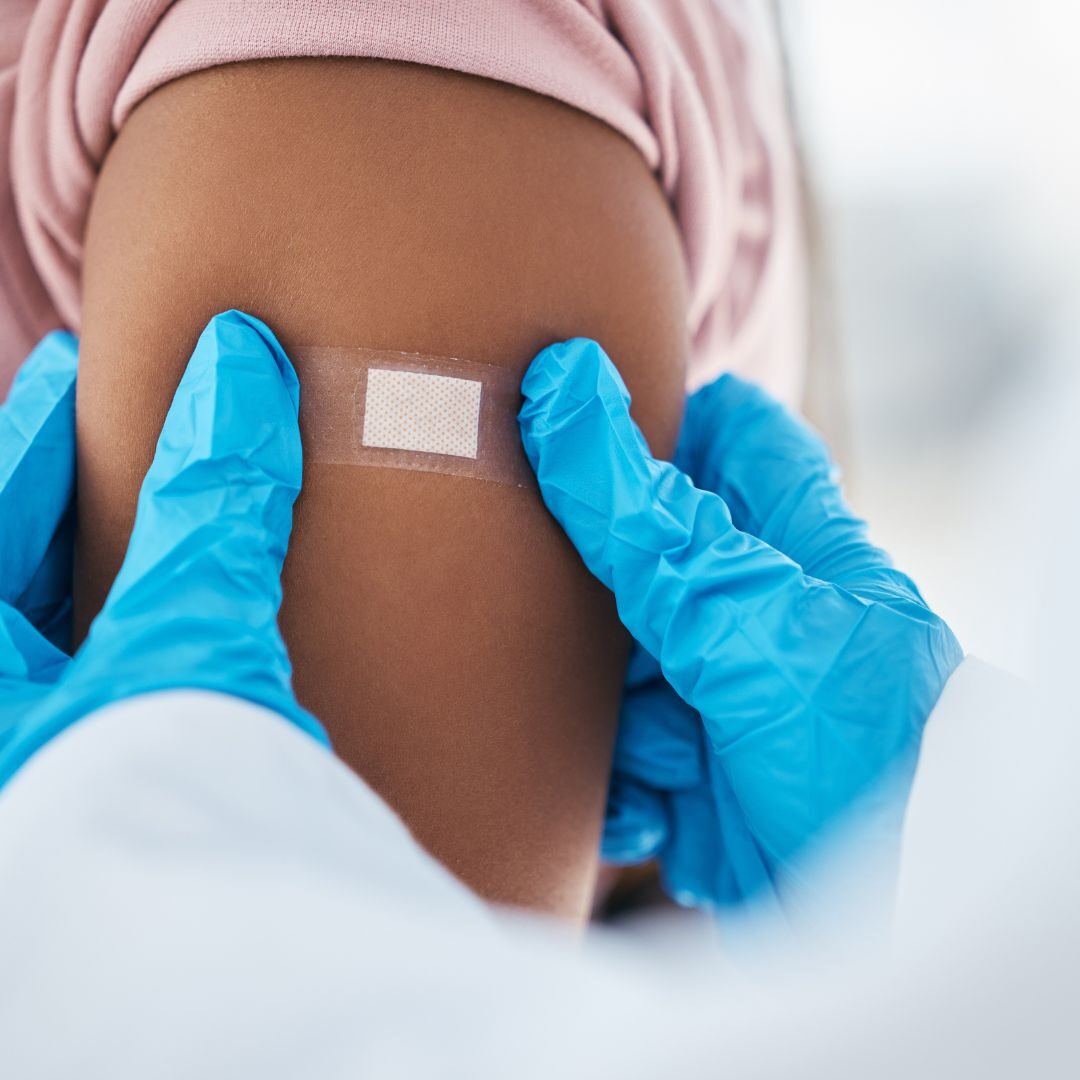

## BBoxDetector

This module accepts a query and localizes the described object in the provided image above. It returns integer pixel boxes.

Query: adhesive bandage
[293,346,535,487]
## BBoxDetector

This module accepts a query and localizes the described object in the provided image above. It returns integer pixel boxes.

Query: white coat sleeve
[1,661,1075,1080]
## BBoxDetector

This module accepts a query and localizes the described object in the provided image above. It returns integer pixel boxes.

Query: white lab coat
[0,653,1075,1079]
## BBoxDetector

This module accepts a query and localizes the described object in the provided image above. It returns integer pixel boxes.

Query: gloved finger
[0,331,77,603]
[0,606,68,690]
[12,508,74,652]
[614,653,703,790]
[660,759,775,911]
[618,645,787,911]
[678,373,924,601]
[70,310,324,742]
[0,606,67,764]
[519,338,866,714]
[657,783,726,909]
[607,645,702,863]
[601,773,669,864]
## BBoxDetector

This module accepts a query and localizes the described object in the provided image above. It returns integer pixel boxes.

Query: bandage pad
[293,346,535,487]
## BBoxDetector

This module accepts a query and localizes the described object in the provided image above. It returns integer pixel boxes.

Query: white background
[780,0,1080,675]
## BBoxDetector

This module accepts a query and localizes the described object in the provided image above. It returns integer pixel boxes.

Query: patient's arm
[75,59,688,920]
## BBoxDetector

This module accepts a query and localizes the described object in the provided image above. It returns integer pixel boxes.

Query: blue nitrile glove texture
[519,338,963,911]
[0,311,326,790]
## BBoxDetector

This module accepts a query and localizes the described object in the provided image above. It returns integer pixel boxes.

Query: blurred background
[776,0,1079,677]
[603,3,1079,925]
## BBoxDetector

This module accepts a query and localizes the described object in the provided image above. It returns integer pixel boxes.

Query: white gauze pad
[292,346,534,487]
[362,369,482,458]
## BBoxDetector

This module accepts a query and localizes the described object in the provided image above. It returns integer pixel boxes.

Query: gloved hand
[0,310,326,790]
[518,339,963,912]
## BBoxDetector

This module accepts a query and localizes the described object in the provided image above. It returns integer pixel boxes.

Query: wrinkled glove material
[519,338,963,909]
[0,311,327,791]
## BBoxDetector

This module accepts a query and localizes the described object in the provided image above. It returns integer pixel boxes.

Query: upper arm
[75,58,688,919]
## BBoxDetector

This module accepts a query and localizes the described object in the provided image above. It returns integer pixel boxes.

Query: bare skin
[76,59,688,920]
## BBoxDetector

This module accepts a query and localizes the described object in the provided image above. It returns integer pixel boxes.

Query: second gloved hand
[518,340,963,913]
[0,311,326,789]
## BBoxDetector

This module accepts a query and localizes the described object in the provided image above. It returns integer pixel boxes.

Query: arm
[75,57,688,919]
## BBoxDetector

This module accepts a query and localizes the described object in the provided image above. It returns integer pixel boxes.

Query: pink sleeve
[0,0,62,397]
[3,0,806,404]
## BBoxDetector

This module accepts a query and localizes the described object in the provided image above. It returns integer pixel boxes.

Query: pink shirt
[1,0,806,402]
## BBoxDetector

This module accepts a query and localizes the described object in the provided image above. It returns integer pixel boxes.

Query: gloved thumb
[518,339,816,667]
[69,311,324,743]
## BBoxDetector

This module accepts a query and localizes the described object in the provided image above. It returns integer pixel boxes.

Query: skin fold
[75,58,688,920]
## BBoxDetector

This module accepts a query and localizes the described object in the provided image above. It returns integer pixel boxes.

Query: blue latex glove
[0,310,326,790]
[519,339,963,911]
[0,330,79,730]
